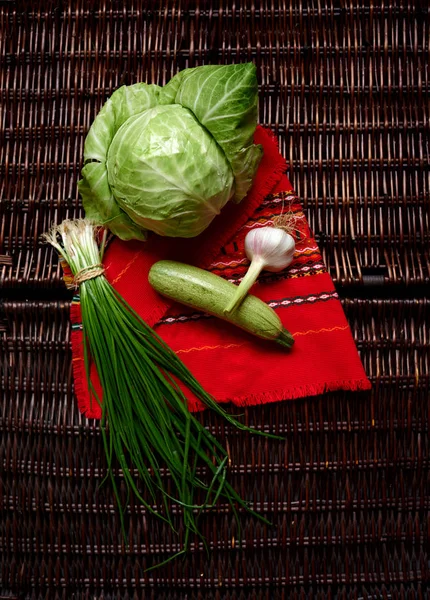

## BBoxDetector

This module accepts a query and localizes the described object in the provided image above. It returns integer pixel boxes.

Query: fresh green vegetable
[149,260,294,349]
[44,220,280,569]
[79,63,263,240]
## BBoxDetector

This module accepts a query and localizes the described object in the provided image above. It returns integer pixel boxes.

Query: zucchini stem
[276,328,295,349]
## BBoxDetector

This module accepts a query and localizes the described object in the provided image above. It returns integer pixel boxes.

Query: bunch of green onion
[45,219,277,566]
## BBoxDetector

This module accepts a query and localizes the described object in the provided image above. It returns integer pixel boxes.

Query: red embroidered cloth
[71,127,371,418]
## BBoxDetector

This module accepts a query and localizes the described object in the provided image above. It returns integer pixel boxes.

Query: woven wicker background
[1,1,429,599]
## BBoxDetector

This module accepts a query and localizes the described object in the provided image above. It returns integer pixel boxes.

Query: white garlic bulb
[224,227,295,314]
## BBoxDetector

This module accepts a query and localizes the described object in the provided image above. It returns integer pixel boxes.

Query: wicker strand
[0,1,428,597]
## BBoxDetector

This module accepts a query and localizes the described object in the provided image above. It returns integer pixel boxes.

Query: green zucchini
[149,260,294,349]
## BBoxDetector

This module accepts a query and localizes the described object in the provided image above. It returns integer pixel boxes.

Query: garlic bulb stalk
[224,227,296,314]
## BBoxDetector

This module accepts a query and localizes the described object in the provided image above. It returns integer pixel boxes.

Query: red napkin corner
[70,127,371,418]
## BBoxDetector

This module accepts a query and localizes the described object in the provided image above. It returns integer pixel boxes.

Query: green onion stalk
[45,219,279,567]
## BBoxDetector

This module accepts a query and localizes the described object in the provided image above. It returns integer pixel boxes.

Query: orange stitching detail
[293,326,348,337]
[176,342,245,354]
[111,252,140,284]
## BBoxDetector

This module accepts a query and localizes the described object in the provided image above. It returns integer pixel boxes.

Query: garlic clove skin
[245,227,296,272]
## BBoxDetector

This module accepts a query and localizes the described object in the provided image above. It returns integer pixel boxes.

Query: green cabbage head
[78,63,263,240]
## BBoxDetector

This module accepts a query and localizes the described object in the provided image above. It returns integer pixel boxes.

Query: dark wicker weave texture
[0,2,428,599]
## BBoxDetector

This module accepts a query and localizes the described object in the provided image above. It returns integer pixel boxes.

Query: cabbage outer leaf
[78,83,161,240]
[166,63,263,202]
